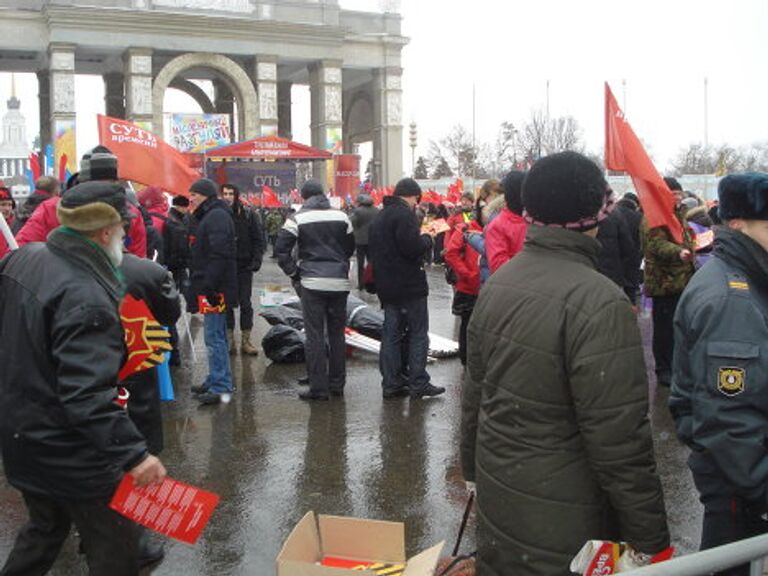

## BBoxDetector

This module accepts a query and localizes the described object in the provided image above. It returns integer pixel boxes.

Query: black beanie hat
[80,146,119,182]
[172,195,190,207]
[189,178,218,198]
[663,176,683,192]
[718,173,768,221]
[394,177,422,197]
[522,151,608,231]
[301,179,324,199]
[501,170,526,216]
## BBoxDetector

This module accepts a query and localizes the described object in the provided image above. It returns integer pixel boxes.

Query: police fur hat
[301,179,324,199]
[522,151,609,231]
[57,181,134,232]
[718,173,768,221]
[80,145,119,182]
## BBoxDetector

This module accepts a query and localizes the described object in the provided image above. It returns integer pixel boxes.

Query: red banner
[604,83,683,243]
[334,154,360,199]
[119,294,172,381]
[98,115,200,197]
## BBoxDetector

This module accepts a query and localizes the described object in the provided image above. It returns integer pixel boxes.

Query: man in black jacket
[614,193,644,303]
[349,193,379,289]
[0,181,166,576]
[275,179,355,400]
[368,178,445,399]
[670,173,768,576]
[186,178,238,405]
[220,183,264,356]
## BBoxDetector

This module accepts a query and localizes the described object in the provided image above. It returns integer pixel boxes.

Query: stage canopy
[206,135,332,160]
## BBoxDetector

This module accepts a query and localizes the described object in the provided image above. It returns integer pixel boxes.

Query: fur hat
[394,177,422,197]
[80,146,119,182]
[718,173,768,221]
[189,178,218,198]
[501,170,526,216]
[522,151,608,231]
[301,179,324,199]
[57,181,134,232]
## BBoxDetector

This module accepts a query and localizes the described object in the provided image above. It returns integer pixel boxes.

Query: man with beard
[0,181,166,575]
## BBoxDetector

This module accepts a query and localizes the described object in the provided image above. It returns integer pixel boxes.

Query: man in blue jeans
[368,177,445,399]
[186,178,238,405]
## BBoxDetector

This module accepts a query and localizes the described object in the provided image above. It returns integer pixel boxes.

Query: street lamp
[409,121,417,177]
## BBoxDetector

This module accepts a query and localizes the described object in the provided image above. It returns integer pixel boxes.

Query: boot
[241,330,259,356]
[227,329,236,355]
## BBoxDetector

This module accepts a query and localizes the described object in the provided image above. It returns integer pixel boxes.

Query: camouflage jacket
[641,209,696,297]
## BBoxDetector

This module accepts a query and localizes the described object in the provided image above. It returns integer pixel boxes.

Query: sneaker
[330,389,344,398]
[138,529,165,568]
[410,384,446,399]
[298,391,330,401]
[382,387,410,399]
[191,383,209,395]
[219,393,232,404]
[197,391,222,405]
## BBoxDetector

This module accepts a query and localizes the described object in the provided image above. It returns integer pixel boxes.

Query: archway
[168,78,215,114]
[152,53,258,140]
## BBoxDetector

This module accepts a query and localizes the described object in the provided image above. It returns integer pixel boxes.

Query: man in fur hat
[670,173,768,576]
[0,181,166,575]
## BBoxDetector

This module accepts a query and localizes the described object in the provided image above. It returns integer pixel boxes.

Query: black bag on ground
[261,325,306,363]
[259,305,305,330]
[346,294,384,339]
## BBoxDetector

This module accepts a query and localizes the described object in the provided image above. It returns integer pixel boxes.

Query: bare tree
[514,110,584,161]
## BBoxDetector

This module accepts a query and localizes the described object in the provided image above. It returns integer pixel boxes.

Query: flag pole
[471,83,476,193]
[704,77,709,147]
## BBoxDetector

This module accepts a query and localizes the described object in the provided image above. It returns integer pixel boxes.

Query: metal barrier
[621,533,768,576]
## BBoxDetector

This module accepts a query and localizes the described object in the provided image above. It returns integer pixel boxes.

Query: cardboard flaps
[276,512,444,576]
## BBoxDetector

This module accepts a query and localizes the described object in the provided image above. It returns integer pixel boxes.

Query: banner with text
[206,160,296,200]
[170,114,231,153]
[334,154,360,200]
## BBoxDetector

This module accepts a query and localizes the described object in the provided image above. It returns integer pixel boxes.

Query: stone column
[254,55,278,136]
[123,48,153,129]
[48,43,77,175]
[36,70,50,153]
[372,66,404,187]
[309,60,342,185]
[103,72,126,119]
[277,80,292,140]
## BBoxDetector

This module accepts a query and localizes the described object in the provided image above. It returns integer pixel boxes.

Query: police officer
[670,173,768,576]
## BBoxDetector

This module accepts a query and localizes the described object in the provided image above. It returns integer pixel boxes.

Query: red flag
[98,115,199,197]
[29,153,41,183]
[58,153,68,183]
[604,83,682,243]
[119,294,172,381]
[262,184,282,208]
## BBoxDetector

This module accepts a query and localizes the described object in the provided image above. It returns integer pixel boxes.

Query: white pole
[0,212,18,251]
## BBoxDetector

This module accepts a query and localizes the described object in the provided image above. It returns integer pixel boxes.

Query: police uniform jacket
[670,227,768,501]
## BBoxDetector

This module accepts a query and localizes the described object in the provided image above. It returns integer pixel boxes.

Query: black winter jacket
[232,201,264,272]
[187,197,238,313]
[161,207,191,272]
[368,196,432,305]
[0,228,148,499]
[615,200,643,289]
[597,208,635,289]
[349,204,379,245]
[275,194,355,292]
[120,255,181,455]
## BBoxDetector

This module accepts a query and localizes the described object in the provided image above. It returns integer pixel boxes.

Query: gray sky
[1,0,766,173]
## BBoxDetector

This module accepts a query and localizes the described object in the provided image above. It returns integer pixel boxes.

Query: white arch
[152,52,258,140]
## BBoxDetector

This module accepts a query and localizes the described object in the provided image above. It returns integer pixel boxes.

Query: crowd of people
[0,143,767,576]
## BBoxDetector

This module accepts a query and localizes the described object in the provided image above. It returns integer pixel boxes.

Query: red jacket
[444,221,482,296]
[445,210,474,247]
[485,208,527,274]
[15,196,148,257]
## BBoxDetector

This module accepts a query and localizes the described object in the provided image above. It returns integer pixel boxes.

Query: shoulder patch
[718,367,746,396]
[729,280,749,291]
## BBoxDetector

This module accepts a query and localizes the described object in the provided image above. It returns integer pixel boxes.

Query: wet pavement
[0,259,702,574]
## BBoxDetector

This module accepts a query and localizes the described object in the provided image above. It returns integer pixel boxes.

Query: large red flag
[604,83,683,243]
[262,185,283,208]
[98,115,200,197]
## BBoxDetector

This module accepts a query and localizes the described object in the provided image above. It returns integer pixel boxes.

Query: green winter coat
[641,211,696,297]
[461,226,669,576]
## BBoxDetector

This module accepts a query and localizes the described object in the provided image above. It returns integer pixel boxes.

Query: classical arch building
[0,0,407,186]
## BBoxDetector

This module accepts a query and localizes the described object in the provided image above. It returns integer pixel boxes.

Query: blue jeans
[380,297,430,393]
[203,312,233,394]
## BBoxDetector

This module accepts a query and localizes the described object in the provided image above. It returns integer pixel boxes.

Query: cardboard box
[277,512,444,576]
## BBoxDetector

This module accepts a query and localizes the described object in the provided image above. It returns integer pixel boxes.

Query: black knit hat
[80,146,119,182]
[663,176,683,192]
[394,177,422,197]
[718,173,768,221]
[522,151,608,231]
[501,170,526,216]
[172,195,190,207]
[301,179,324,199]
[57,181,134,231]
[189,178,218,198]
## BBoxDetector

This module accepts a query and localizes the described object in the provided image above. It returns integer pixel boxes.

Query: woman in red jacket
[444,220,482,365]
